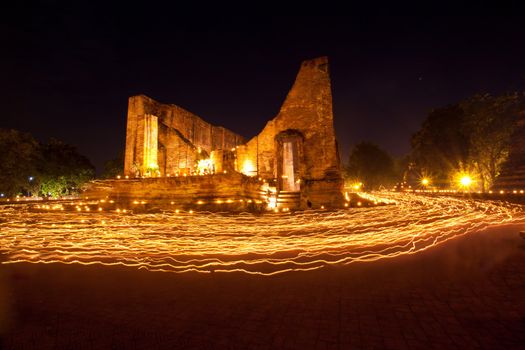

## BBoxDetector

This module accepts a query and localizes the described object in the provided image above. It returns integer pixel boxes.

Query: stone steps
[277,191,301,209]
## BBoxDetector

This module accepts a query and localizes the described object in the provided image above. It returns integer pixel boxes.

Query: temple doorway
[276,130,303,193]
[282,141,299,191]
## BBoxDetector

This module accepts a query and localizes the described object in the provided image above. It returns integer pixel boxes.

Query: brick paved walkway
[1,226,525,349]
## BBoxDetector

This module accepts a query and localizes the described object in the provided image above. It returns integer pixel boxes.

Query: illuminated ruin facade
[124,95,244,177]
[102,57,343,209]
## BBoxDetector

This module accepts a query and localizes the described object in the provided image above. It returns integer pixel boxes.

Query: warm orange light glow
[241,159,256,176]
[421,178,430,186]
[197,158,213,175]
[352,182,363,191]
[459,175,473,188]
[143,114,159,176]
[1,193,523,276]
[268,197,277,209]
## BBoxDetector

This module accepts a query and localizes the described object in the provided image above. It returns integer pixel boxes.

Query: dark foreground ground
[1,226,525,349]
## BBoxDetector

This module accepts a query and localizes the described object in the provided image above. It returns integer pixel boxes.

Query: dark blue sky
[1,6,524,171]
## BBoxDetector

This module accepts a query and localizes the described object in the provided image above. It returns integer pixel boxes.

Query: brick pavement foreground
[1,225,525,349]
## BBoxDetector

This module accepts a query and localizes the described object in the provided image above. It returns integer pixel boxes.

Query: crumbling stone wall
[236,57,344,207]
[122,56,344,208]
[84,173,264,208]
[124,95,244,176]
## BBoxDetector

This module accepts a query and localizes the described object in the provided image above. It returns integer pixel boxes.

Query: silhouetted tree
[411,93,523,190]
[37,139,95,196]
[411,104,469,185]
[460,93,521,191]
[0,129,95,197]
[345,142,397,190]
[101,153,124,179]
[0,129,40,196]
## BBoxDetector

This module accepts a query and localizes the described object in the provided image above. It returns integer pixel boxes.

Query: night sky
[2,6,524,172]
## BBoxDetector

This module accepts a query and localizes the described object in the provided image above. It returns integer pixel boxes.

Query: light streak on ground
[1,192,524,275]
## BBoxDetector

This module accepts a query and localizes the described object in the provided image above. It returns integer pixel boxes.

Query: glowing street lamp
[352,182,363,191]
[421,178,430,186]
[458,174,473,189]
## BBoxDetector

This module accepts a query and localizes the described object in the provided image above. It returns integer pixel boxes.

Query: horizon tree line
[345,92,524,191]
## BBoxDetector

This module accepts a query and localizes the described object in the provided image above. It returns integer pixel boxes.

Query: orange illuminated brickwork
[121,57,343,209]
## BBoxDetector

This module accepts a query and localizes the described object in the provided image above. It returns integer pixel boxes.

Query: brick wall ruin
[124,95,244,177]
[85,173,265,211]
[119,56,344,209]
[236,56,344,207]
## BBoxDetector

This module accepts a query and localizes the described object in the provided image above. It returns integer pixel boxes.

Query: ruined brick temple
[87,57,344,210]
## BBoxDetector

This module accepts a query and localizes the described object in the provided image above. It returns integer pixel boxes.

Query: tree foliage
[101,153,124,179]
[411,93,524,190]
[411,104,469,185]
[345,142,397,190]
[37,139,95,196]
[0,129,40,196]
[0,129,95,197]
[460,93,519,190]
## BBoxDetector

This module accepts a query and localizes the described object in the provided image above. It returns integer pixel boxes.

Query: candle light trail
[0,192,524,275]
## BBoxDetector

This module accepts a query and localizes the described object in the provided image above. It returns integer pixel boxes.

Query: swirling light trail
[1,192,524,275]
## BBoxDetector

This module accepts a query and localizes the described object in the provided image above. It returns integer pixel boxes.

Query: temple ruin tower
[236,56,344,207]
